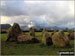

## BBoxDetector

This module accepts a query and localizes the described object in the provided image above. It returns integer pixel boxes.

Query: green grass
[1,32,74,55]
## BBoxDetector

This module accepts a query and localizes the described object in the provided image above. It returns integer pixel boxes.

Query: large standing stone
[52,30,69,47]
[17,34,32,42]
[6,23,22,42]
[42,28,52,45]
[6,23,39,43]
[17,34,39,43]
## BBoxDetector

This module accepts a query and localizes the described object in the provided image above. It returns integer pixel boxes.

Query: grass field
[1,32,74,55]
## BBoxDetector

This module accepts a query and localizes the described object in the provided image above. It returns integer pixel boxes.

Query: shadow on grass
[16,41,40,44]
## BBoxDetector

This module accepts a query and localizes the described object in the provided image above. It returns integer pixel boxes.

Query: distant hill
[0,24,11,29]
[21,25,75,31]
[0,24,11,33]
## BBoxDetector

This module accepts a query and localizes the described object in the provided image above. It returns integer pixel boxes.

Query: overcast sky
[1,0,74,28]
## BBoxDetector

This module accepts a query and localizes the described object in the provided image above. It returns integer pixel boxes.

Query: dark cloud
[1,1,74,28]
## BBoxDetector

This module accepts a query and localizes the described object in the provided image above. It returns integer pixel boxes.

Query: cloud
[1,1,74,28]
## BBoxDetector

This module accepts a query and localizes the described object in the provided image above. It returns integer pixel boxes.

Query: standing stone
[42,28,52,45]
[67,29,74,40]
[29,27,39,43]
[52,30,69,47]
[29,27,35,37]
[51,30,56,36]
[42,28,46,36]
[6,23,22,42]
[69,32,74,40]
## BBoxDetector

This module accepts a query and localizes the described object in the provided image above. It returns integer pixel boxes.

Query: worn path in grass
[1,32,74,55]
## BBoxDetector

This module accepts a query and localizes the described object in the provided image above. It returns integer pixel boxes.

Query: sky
[1,0,74,28]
